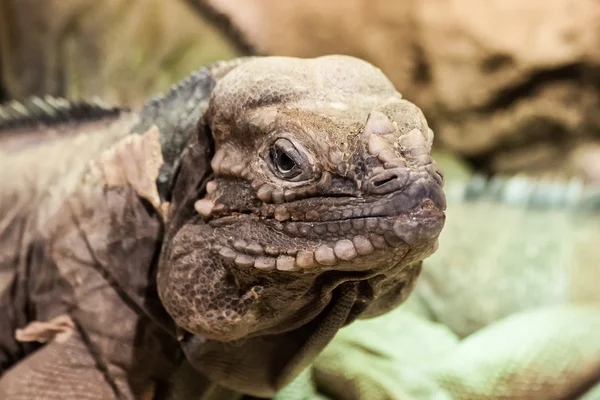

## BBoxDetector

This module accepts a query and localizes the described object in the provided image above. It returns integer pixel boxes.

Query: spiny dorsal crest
[0,96,123,131]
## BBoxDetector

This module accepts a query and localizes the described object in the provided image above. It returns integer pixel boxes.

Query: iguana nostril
[373,175,398,187]
[367,168,410,194]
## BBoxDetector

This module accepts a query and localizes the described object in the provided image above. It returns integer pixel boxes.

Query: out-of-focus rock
[192,0,600,180]
[0,0,239,106]
[573,144,600,186]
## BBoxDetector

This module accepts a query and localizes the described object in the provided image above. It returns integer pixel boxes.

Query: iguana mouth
[209,197,445,272]
[199,174,446,272]
[258,179,446,223]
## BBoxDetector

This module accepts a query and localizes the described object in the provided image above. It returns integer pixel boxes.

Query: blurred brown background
[0,0,238,104]
[1,0,599,182]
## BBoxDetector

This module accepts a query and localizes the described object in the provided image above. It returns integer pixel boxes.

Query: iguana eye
[268,138,307,180]
[271,147,296,174]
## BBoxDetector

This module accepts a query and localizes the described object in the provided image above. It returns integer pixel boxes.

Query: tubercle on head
[361,110,443,191]
[363,110,434,167]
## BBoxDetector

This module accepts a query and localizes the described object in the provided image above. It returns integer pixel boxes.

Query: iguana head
[158,55,445,372]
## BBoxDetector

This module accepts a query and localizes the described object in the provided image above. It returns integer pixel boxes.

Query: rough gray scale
[460,174,600,210]
[0,96,124,131]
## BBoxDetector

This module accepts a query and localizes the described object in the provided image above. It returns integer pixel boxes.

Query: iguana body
[276,161,600,399]
[0,56,445,399]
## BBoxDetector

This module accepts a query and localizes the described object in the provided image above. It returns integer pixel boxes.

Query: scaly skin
[0,56,445,399]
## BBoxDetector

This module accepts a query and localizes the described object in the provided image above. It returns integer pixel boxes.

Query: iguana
[273,162,600,400]
[0,55,446,399]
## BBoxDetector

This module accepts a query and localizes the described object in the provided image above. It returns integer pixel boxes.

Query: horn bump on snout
[362,110,396,138]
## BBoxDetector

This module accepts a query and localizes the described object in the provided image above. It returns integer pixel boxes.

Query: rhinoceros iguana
[0,55,445,399]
